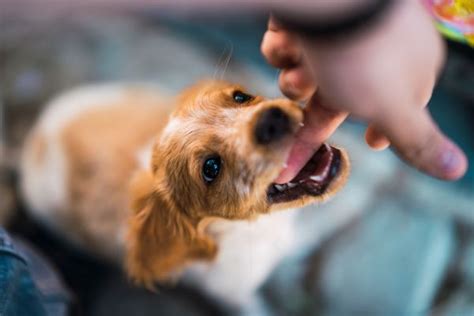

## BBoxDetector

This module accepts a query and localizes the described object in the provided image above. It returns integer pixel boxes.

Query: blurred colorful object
[424,0,474,46]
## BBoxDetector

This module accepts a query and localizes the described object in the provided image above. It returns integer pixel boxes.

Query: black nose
[254,107,291,145]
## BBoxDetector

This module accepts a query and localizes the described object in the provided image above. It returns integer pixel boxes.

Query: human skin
[3,0,467,181]
[261,0,468,182]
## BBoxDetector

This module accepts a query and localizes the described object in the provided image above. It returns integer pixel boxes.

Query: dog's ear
[126,170,217,289]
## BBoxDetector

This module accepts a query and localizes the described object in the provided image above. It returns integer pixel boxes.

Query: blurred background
[1,4,473,316]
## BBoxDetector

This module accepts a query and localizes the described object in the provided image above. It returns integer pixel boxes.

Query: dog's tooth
[299,122,304,127]
[274,184,286,192]
[287,182,297,188]
[310,175,323,182]
[269,185,278,194]
[282,162,288,168]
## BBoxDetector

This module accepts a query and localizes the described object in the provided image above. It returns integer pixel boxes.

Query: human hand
[261,0,468,183]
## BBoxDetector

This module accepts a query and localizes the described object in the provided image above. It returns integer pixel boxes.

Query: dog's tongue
[275,137,334,184]
[268,144,341,202]
[291,143,333,184]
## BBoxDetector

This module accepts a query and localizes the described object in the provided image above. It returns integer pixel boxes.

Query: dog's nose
[255,107,291,145]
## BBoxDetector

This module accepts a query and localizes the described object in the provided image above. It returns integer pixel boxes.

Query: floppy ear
[126,170,217,289]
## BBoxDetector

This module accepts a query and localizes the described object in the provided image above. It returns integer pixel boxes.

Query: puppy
[20,80,349,312]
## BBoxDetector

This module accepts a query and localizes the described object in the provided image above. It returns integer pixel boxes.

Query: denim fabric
[0,228,70,316]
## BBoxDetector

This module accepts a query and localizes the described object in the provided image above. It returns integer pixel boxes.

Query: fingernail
[440,147,462,175]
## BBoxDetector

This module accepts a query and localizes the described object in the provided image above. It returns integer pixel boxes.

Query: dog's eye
[202,156,221,184]
[233,91,253,104]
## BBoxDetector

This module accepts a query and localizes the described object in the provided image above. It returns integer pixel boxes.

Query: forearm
[2,0,377,19]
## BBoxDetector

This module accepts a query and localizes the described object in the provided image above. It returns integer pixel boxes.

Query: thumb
[376,107,467,180]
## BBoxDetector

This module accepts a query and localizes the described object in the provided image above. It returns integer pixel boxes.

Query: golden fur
[21,80,350,291]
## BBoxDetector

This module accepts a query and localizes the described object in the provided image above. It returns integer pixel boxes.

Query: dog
[20,80,349,313]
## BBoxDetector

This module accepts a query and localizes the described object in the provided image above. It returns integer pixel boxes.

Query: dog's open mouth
[267,144,342,204]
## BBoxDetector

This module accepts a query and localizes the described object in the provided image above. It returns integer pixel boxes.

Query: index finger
[275,94,348,183]
[268,15,284,32]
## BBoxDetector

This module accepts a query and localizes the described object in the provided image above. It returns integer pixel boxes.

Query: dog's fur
[20,81,349,310]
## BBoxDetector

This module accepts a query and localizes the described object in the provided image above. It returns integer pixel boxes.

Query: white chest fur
[182,209,299,308]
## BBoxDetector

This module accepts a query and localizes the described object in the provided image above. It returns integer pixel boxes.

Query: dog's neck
[182,207,299,307]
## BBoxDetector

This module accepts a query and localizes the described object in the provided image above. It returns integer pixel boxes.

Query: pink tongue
[274,145,316,184]
[291,144,333,183]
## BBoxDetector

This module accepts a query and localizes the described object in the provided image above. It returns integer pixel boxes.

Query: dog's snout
[255,107,291,145]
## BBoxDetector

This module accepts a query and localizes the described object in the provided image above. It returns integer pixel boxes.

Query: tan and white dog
[20,80,349,313]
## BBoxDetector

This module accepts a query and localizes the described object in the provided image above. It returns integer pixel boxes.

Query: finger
[365,85,434,151]
[268,15,284,32]
[365,124,390,150]
[278,65,316,101]
[261,29,302,69]
[377,108,467,180]
[275,95,348,183]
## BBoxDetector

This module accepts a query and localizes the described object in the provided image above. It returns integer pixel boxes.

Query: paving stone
[460,236,474,288]
[308,202,455,315]
[435,289,474,316]
[400,172,474,226]
[90,275,221,316]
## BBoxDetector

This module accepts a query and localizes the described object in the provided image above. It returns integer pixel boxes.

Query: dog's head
[126,81,349,287]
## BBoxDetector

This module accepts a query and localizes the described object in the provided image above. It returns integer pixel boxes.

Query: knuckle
[261,32,300,68]
[260,33,273,58]
[279,68,316,101]
[279,73,301,100]
[401,128,440,169]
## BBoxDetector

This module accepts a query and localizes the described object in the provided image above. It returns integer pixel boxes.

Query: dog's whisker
[220,43,233,80]
[213,41,234,80]
[213,46,227,79]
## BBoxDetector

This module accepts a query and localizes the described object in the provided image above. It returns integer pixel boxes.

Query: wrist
[273,0,396,40]
[298,0,442,53]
